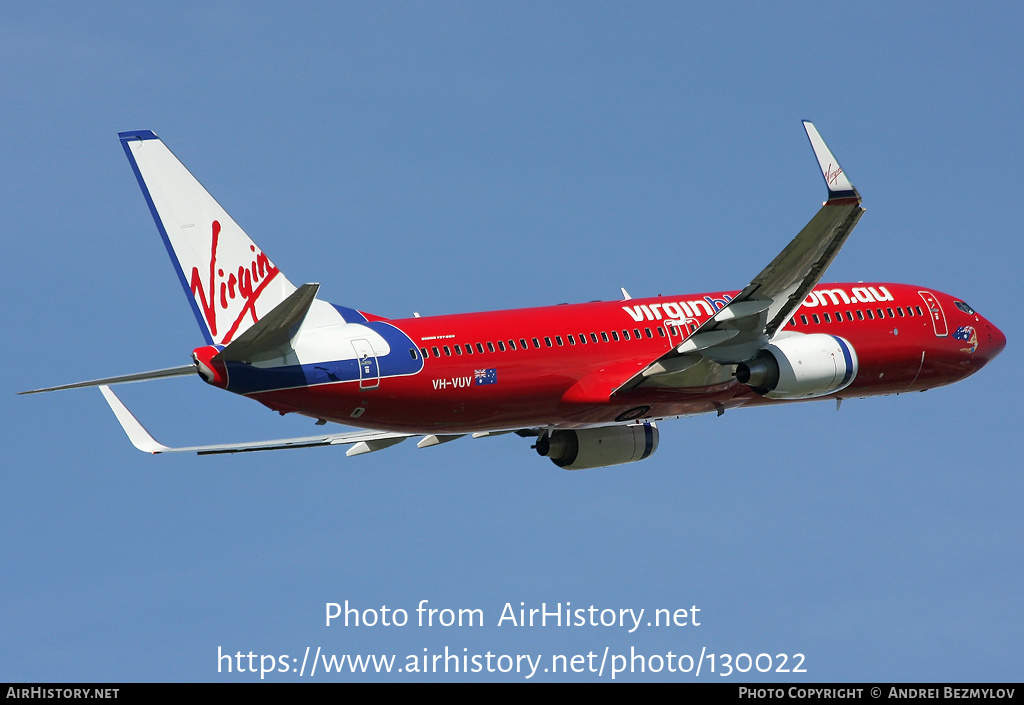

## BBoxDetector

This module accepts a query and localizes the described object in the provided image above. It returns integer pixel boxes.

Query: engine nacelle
[535,424,659,470]
[735,333,857,400]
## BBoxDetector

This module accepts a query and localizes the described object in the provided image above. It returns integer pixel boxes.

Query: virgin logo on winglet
[189,220,280,344]
[825,163,843,187]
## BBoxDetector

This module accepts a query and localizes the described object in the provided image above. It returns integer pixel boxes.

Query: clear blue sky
[3,2,1021,682]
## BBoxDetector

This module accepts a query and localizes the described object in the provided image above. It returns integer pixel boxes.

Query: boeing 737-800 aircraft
[21,123,1005,469]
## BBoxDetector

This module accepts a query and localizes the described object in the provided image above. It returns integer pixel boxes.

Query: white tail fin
[119,131,297,345]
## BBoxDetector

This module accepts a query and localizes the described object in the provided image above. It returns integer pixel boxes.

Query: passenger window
[487,342,495,352]
[800,315,808,325]
[611,331,619,341]
[476,343,485,354]
[544,336,552,347]
[645,328,653,338]
[443,345,451,356]
[496,341,505,352]
[601,332,609,342]
[533,338,540,349]
[555,336,564,346]
[520,338,528,349]
[590,333,599,343]
[420,347,429,358]
[812,314,820,324]
[454,345,462,356]
[856,310,864,320]
[432,346,440,357]
[465,344,474,355]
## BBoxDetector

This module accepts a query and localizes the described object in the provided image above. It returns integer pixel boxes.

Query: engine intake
[535,424,659,470]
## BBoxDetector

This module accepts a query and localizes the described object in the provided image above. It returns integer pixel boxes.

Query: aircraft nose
[983,319,1006,361]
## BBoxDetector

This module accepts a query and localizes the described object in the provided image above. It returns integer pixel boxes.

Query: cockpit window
[954,301,975,315]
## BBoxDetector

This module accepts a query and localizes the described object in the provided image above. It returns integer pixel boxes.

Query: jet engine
[735,333,857,400]
[534,424,659,470]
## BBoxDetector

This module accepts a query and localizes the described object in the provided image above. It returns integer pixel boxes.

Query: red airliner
[21,123,1005,469]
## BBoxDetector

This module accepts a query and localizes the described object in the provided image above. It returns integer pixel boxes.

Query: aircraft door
[351,338,380,390]
[918,291,949,338]
[665,320,684,350]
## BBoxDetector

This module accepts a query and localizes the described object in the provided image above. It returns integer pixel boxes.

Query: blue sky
[3,2,1021,682]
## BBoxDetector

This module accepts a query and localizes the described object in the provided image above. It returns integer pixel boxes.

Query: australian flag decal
[953,325,978,354]
[474,368,497,385]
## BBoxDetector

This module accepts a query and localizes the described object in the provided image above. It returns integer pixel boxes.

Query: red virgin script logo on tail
[189,220,279,344]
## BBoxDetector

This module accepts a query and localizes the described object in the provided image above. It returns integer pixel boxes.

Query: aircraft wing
[99,385,415,456]
[616,122,864,392]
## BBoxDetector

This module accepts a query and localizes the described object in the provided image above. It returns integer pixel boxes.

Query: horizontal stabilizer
[214,283,320,363]
[19,364,196,395]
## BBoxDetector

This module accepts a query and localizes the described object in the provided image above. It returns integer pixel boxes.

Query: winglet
[99,385,170,454]
[803,121,859,204]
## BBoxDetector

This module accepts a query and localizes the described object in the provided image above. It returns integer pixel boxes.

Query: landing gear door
[918,291,948,338]
[351,338,380,390]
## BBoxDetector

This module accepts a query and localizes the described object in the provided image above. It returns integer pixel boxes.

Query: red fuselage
[245,282,1005,433]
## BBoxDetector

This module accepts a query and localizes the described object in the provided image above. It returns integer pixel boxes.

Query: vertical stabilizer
[119,131,297,345]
